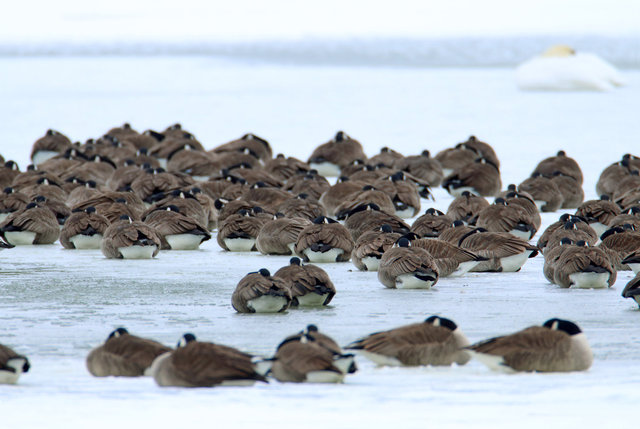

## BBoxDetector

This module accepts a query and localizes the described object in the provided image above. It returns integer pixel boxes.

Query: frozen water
[2,57,640,428]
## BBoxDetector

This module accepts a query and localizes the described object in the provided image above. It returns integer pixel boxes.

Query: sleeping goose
[60,206,110,249]
[256,213,310,255]
[307,131,367,177]
[0,343,30,384]
[346,315,470,367]
[143,205,211,250]
[467,318,593,372]
[231,268,292,313]
[101,215,161,259]
[378,237,439,289]
[0,202,60,245]
[351,224,402,271]
[86,327,171,377]
[150,333,269,387]
[273,257,336,306]
[295,216,354,263]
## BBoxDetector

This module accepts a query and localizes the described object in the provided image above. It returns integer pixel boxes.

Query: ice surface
[2,58,640,428]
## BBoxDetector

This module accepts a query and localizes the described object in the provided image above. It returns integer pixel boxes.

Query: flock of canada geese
[1,124,640,387]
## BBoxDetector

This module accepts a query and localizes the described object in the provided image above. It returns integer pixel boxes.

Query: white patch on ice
[305,370,344,383]
[508,229,532,240]
[467,350,516,373]
[448,187,478,198]
[4,231,36,245]
[395,207,416,219]
[451,260,480,277]
[499,251,532,272]
[165,233,204,250]
[569,272,610,289]
[118,245,157,259]
[353,350,403,367]
[69,234,103,249]
[296,292,329,306]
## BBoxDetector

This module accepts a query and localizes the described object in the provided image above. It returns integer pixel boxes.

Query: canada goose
[60,206,110,249]
[532,150,583,185]
[502,189,542,231]
[378,237,439,289]
[372,172,421,218]
[446,191,490,225]
[408,235,488,276]
[151,333,269,387]
[295,216,354,263]
[437,220,475,244]
[145,189,208,228]
[518,174,564,212]
[334,185,396,219]
[476,198,537,240]
[0,343,30,384]
[231,268,292,313]
[348,163,395,183]
[434,146,478,177]
[284,173,330,200]
[550,172,584,209]
[0,187,29,222]
[166,149,220,180]
[241,182,291,211]
[537,215,598,254]
[596,156,634,197]
[68,154,117,185]
[263,154,311,181]
[276,193,325,221]
[318,177,365,216]
[351,224,402,271]
[130,168,180,205]
[608,206,640,230]
[30,129,72,165]
[442,157,501,197]
[343,203,410,241]
[621,272,640,307]
[269,332,355,383]
[217,209,266,252]
[516,44,625,91]
[38,149,86,178]
[456,228,539,272]
[66,179,101,208]
[543,237,575,283]
[456,136,500,168]
[0,161,21,189]
[622,251,640,275]
[467,318,593,372]
[20,176,68,203]
[150,134,205,169]
[32,195,70,226]
[273,257,336,306]
[86,327,171,377]
[101,215,161,259]
[553,241,616,288]
[367,147,404,167]
[224,164,282,188]
[211,133,273,162]
[346,315,470,367]
[308,131,367,177]
[616,190,640,212]
[105,123,139,141]
[0,202,60,245]
[256,214,310,255]
[597,224,640,270]
[396,150,444,187]
[143,205,211,250]
[105,162,147,191]
[411,208,453,239]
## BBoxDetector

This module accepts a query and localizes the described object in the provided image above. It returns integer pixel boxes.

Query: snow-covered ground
[1,56,640,428]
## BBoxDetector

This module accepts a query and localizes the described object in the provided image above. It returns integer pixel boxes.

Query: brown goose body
[270,326,356,383]
[130,168,180,204]
[378,239,439,289]
[467,319,593,373]
[0,343,30,384]
[372,174,421,218]
[241,184,291,211]
[502,189,542,230]
[212,133,273,162]
[621,272,640,307]
[284,174,330,200]
[273,257,336,306]
[434,146,478,176]
[101,217,161,259]
[476,199,538,240]
[343,205,410,241]
[446,192,490,225]
[276,194,325,221]
[231,269,292,313]
[397,150,444,187]
[346,316,470,367]
[256,216,310,255]
[0,203,60,245]
[456,229,539,272]
[533,150,583,185]
[60,208,110,249]
[264,154,310,181]
[319,179,367,216]
[0,188,30,221]
[351,227,402,271]
[295,217,354,263]
[518,175,564,212]
[551,173,584,209]
[217,210,266,252]
[86,328,171,377]
[442,158,501,197]
[537,215,597,253]
[553,245,616,288]
[143,207,211,250]
[597,226,640,270]
[543,238,576,283]
[31,129,72,165]
[596,158,633,197]
[151,334,268,387]
[308,131,367,176]
[411,208,453,238]
[409,237,487,276]
[334,186,396,219]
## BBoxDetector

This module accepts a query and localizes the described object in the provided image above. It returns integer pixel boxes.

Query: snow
[2,55,640,427]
